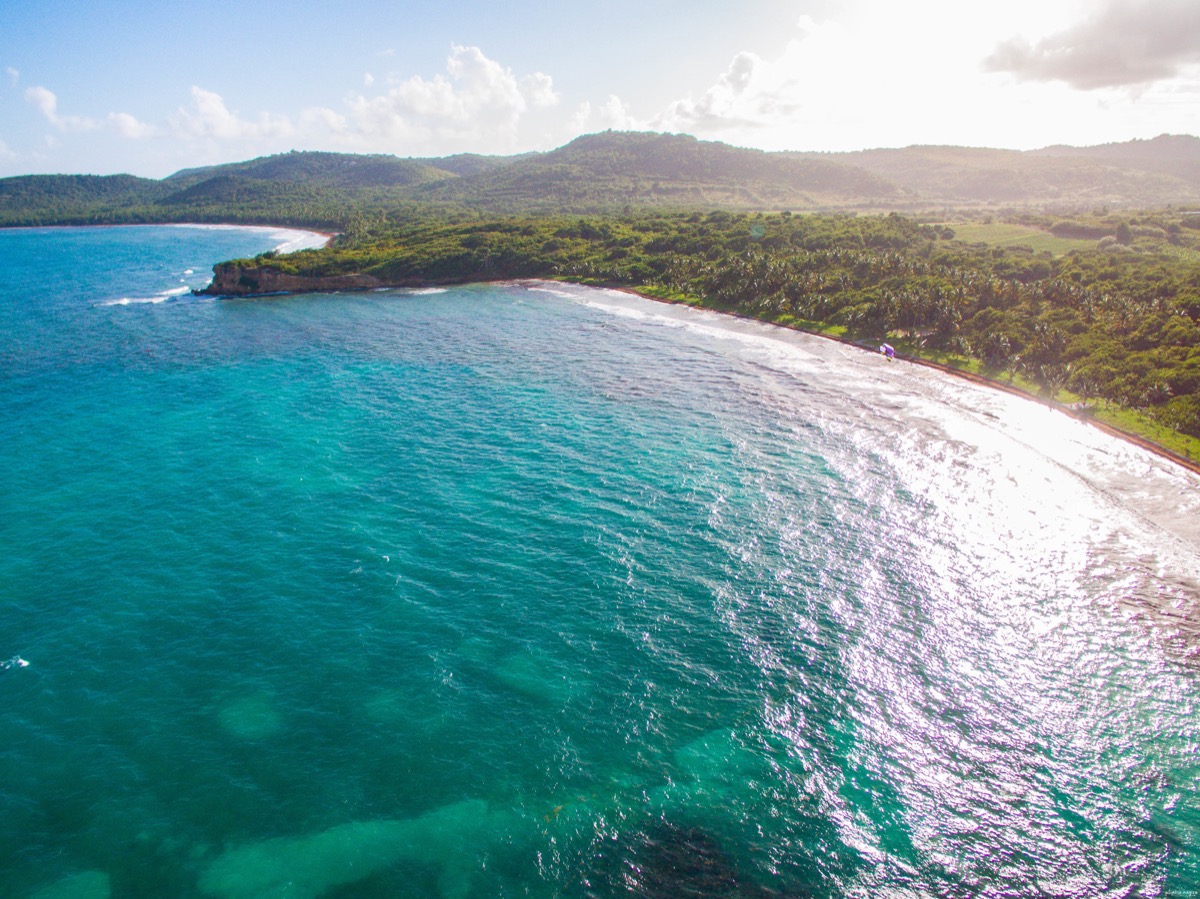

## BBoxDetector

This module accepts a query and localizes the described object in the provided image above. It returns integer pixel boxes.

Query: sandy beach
[607,284,1200,479]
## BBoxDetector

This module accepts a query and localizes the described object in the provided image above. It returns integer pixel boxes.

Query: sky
[1,0,1197,178]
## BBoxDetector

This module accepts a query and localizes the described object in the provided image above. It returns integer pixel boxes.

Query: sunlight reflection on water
[573,282,1200,895]
[5,262,1200,898]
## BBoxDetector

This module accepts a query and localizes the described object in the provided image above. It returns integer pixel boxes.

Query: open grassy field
[947,222,1097,256]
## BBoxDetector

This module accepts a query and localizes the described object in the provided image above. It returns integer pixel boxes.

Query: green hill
[415,152,524,178]
[165,150,453,190]
[415,131,903,212]
[1029,134,1200,181]
[820,135,1200,210]
[2,131,1199,229]
[0,173,168,225]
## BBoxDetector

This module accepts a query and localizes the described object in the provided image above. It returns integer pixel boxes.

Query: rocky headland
[199,263,387,296]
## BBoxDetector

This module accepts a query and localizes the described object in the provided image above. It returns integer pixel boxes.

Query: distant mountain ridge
[163,151,456,189]
[1,131,1198,228]
[409,131,903,211]
[1031,134,1200,165]
[1027,134,1200,185]
[824,134,1200,208]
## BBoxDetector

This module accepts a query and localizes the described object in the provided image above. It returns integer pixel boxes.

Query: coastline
[168,223,334,254]
[601,283,1200,479]
[896,353,1200,477]
[0,222,335,255]
[195,261,1200,479]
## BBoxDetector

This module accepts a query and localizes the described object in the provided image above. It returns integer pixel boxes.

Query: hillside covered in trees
[3,132,1200,229]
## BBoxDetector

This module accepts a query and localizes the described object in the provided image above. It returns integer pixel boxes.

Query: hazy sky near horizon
[1,0,1197,177]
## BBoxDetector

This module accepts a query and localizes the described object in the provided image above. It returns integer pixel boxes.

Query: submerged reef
[198,799,509,899]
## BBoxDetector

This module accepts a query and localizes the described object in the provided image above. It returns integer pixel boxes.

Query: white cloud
[125,45,563,159]
[24,85,100,132]
[521,72,559,109]
[21,83,159,143]
[301,106,347,129]
[652,51,770,133]
[5,66,17,87]
[0,136,14,160]
[108,111,158,139]
[569,95,640,136]
[611,4,1196,152]
[628,16,859,145]
[25,85,57,119]
[170,86,294,141]
[985,0,1200,89]
[302,44,559,153]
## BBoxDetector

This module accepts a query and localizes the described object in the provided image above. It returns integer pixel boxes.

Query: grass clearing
[948,222,1096,256]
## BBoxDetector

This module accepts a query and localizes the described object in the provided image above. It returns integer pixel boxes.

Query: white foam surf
[99,285,191,307]
[168,224,330,254]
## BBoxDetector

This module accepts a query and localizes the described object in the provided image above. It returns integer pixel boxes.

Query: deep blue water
[2,225,1199,899]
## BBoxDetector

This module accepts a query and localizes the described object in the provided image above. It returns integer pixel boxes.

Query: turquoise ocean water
[2,225,1200,898]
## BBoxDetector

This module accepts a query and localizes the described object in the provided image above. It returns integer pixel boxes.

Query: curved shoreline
[901,353,1200,476]
[600,284,1200,478]
[0,222,334,245]
[200,263,1200,479]
[174,223,334,254]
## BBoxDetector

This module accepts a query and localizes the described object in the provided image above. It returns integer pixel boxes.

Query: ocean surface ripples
[1,229,1199,898]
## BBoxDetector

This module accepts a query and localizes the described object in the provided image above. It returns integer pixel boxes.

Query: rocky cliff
[200,263,386,296]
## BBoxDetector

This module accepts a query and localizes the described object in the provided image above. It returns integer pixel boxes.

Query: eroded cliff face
[200,264,386,296]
